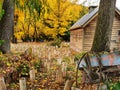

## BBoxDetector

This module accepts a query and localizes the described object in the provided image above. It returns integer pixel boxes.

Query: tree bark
[0,0,14,53]
[91,0,116,52]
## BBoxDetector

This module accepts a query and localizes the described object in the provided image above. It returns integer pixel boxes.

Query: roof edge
[70,7,120,30]
[116,8,120,15]
[69,26,83,31]
[82,13,98,28]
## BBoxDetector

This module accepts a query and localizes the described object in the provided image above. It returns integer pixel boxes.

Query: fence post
[64,80,74,90]
[0,76,6,90]
[19,78,27,90]
[71,87,81,90]
[56,70,63,83]
[30,69,36,81]
[62,62,67,77]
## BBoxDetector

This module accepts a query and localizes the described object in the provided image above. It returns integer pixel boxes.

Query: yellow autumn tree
[14,0,45,41]
[14,0,88,41]
[42,0,87,39]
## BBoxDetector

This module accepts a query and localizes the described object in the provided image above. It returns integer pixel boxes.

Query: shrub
[107,82,120,90]
[0,40,4,46]
[62,56,70,64]
[16,63,29,77]
[50,38,62,47]
[34,60,42,71]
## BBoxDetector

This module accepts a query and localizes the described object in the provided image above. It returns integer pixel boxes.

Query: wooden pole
[64,80,74,90]
[19,78,27,90]
[70,56,74,64]
[46,62,51,71]
[30,69,35,81]
[56,70,63,83]
[62,62,67,77]
[0,76,6,90]
[71,87,81,90]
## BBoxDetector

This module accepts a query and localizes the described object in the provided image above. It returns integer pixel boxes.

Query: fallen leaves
[0,43,78,90]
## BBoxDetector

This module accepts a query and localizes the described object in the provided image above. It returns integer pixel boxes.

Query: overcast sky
[78,0,120,9]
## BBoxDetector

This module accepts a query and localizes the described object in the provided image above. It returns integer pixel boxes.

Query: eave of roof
[116,8,120,15]
[70,8,99,30]
[70,7,120,31]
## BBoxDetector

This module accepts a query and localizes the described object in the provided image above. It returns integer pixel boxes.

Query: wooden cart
[76,51,120,84]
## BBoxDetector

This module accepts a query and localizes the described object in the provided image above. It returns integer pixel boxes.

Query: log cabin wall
[83,14,120,51]
[70,29,83,52]
[110,13,120,50]
[70,10,120,52]
[83,17,97,51]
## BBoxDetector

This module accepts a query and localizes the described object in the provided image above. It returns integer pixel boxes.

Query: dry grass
[11,42,71,60]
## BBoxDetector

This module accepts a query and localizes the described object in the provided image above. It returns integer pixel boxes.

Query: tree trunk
[0,0,14,53]
[91,0,116,52]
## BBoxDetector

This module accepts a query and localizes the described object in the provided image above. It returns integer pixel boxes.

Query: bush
[107,82,120,90]
[16,63,29,77]
[67,65,75,71]
[34,60,42,71]
[0,40,4,46]
[50,38,62,47]
[62,56,70,64]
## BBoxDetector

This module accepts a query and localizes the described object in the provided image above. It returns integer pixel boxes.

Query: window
[118,30,120,36]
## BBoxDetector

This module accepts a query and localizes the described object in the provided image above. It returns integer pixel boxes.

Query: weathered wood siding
[111,13,120,50]
[70,12,120,52]
[70,29,83,52]
[83,14,120,51]
[83,17,97,51]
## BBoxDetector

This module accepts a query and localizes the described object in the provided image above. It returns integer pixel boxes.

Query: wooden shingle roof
[70,7,120,30]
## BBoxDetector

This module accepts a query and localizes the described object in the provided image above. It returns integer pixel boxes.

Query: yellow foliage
[14,32,24,39]
[41,0,85,38]
[20,0,24,6]
[14,0,87,40]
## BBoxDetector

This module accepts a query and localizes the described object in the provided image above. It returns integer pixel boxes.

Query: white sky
[78,0,120,9]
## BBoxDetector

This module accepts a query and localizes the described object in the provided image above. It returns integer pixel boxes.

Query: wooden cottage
[70,7,120,52]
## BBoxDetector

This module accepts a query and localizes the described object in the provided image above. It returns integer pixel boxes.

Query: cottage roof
[70,7,120,30]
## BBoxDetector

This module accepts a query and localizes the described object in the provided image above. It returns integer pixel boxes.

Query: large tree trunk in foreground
[91,0,116,52]
[0,0,14,53]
